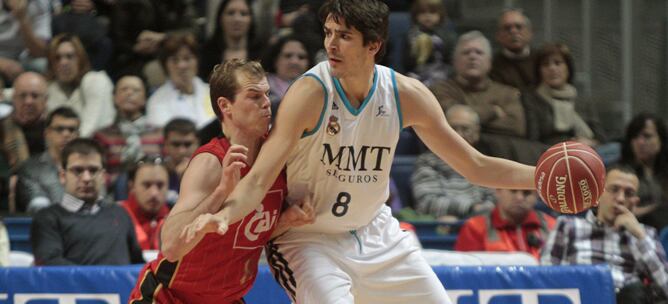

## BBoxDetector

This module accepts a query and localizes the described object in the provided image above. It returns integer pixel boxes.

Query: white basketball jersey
[286,62,402,233]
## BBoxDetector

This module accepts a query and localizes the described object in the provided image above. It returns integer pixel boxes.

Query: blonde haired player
[184,0,536,302]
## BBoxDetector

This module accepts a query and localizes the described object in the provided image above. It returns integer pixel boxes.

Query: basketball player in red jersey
[128,59,315,304]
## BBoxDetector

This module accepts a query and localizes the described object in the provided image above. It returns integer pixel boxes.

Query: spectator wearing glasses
[411,105,495,221]
[541,164,668,304]
[16,107,79,213]
[120,155,170,250]
[490,8,538,92]
[30,138,144,265]
[163,118,199,206]
[455,187,555,260]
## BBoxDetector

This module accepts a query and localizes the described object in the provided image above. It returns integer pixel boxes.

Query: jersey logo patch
[332,102,339,110]
[376,105,389,117]
[233,190,281,249]
[327,115,340,135]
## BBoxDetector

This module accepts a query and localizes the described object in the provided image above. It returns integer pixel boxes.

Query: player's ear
[368,40,381,56]
[218,97,232,114]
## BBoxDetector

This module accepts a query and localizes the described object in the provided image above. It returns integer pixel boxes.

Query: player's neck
[222,126,263,165]
[336,66,375,108]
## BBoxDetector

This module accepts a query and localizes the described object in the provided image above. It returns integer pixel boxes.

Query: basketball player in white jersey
[183,0,536,302]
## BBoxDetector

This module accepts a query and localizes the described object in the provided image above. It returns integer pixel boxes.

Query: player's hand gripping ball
[534,141,606,214]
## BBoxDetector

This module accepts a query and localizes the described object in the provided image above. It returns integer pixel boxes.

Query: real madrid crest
[327,115,340,135]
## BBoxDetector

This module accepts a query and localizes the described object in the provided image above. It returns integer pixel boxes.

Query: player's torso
[157,138,287,301]
[287,62,402,233]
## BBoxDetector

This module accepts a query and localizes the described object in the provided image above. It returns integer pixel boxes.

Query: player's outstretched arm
[182,76,324,239]
[161,145,248,262]
[397,73,535,190]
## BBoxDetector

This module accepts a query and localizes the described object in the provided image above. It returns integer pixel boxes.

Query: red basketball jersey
[129,137,286,304]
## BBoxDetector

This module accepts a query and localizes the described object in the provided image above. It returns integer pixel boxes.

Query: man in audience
[490,8,538,91]
[16,107,79,213]
[163,118,199,206]
[120,155,170,251]
[541,164,668,303]
[411,105,495,221]
[455,187,555,260]
[431,30,527,138]
[7,72,48,156]
[30,138,144,265]
[0,0,51,83]
[94,74,163,191]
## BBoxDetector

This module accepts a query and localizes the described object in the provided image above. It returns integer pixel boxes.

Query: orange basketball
[534,141,606,214]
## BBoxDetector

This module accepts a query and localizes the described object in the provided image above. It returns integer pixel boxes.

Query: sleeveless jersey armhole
[390,69,403,130]
[300,73,328,138]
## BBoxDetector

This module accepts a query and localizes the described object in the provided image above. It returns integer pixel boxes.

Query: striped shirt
[540,210,668,297]
[411,151,495,218]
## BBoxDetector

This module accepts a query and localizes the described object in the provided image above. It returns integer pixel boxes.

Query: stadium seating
[390,155,417,209]
[408,220,464,250]
[4,217,31,253]
[660,226,668,254]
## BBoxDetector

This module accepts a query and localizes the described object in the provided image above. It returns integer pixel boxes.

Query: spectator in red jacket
[455,188,555,260]
[120,155,170,250]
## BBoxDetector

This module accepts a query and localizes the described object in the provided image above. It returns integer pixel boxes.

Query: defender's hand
[180,210,230,244]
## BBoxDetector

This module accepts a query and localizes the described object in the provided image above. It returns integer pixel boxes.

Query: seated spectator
[490,8,538,91]
[200,0,262,80]
[51,0,112,70]
[261,35,314,116]
[541,164,668,304]
[147,33,214,129]
[618,113,668,231]
[6,72,48,157]
[120,155,170,250]
[411,105,495,221]
[403,0,456,86]
[0,0,51,84]
[30,138,144,265]
[529,43,597,146]
[108,0,199,83]
[163,119,199,206]
[455,188,555,260]
[46,34,115,137]
[94,75,162,187]
[16,107,79,213]
[431,31,527,138]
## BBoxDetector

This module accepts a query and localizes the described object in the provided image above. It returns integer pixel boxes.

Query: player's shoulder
[392,71,425,93]
[290,74,327,99]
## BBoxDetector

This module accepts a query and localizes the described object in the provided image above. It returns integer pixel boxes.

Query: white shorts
[266,206,451,304]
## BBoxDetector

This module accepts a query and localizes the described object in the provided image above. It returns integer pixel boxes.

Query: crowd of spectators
[0,1,667,302]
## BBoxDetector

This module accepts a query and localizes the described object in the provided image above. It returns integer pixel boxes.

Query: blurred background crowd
[1,2,668,300]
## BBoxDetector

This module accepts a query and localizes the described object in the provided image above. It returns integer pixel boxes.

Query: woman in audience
[529,43,597,146]
[619,113,668,231]
[146,33,214,130]
[261,35,314,116]
[199,0,262,80]
[46,34,115,137]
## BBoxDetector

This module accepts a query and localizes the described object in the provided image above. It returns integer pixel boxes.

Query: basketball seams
[560,143,579,214]
[568,156,598,210]
[545,157,562,212]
